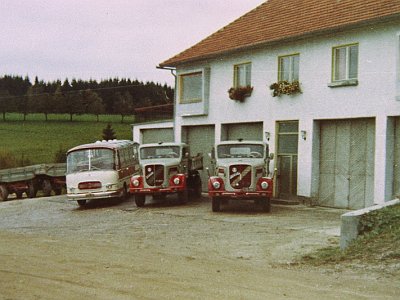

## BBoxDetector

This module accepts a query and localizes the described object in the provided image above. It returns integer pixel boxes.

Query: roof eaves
[159,12,400,68]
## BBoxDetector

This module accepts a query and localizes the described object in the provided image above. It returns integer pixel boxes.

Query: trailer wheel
[42,179,52,197]
[135,195,145,207]
[27,181,37,198]
[212,197,221,212]
[0,185,9,201]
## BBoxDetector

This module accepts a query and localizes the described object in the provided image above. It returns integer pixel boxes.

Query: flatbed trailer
[0,163,66,201]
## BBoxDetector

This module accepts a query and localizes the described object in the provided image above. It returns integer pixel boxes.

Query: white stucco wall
[131,121,174,144]
[167,20,400,205]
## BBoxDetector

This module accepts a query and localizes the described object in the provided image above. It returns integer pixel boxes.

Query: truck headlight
[132,179,140,187]
[173,177,180,185]
[261,181,269,190]
[213,181,221,189]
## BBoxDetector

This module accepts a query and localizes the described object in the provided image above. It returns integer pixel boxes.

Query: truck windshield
[217,144,264,158]
[67,148,115,174]
[140,146,180,159]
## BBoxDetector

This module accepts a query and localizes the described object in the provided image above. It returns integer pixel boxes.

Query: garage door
[318,118,375,209]
[141,128,174,144]
[222,122,263,141]
[394,117,400,198]
[182,125,215,191]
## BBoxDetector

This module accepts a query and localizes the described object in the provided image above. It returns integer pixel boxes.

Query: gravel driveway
[0,195,399,299]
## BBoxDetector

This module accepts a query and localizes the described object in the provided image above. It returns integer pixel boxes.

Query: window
[278,54,299,82]
[332,44,358,82]
[179,71,202,103]
[234,63,252,87]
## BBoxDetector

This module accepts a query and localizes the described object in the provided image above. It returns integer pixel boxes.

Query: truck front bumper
[67,189,123,201]
[208,190,272,198]
[130,186,185,195]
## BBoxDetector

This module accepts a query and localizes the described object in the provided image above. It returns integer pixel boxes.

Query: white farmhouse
[133,0,400,209]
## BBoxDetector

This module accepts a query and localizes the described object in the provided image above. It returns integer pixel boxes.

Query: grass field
[0,113,135,166]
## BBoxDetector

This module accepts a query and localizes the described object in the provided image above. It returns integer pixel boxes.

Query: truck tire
[212,197,221,212]
[0,185,9,201]
[178,189,188,204]
[77,200,86,207]
[262,197,271,213]
[135,195,145,207]
[192,176,202,199]
[42,179,52,197]
[121,183,128,200]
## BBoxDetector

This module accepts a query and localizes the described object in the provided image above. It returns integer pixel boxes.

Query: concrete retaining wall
[340,198,400,249]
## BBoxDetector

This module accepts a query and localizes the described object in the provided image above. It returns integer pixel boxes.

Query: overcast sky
[1,0,265,86]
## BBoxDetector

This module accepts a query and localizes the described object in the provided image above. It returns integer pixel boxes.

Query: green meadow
[0,113,135,166]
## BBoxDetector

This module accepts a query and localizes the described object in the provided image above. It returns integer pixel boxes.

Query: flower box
[228,86,253,102]
[269,81,301,97]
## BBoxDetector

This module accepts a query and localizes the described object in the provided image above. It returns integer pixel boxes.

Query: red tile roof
[160,0,400,67]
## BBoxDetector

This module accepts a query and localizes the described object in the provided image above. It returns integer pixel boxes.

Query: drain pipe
[156,65,177,141]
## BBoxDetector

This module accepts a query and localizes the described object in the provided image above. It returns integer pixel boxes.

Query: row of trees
[0,75,174,122]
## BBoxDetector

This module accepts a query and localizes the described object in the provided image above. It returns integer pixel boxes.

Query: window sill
[328,79,358,88]
[179,99,202,104]
[181,113,207,117]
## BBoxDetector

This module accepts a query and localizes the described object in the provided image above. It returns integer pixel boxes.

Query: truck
[207,140,274,212]
[0,163,66,201]
[129,142,203,207]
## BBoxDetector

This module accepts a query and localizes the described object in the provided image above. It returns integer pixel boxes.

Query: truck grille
[145,164,164,187]
[229,164,252,189]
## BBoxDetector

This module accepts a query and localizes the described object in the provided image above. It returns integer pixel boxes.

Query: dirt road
[0,195,399,299]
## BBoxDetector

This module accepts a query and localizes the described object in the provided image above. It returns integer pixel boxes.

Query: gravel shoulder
[0,195,399,299]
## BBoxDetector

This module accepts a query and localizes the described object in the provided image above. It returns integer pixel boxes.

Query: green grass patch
[0,114,134,166]
[301,204,400,266]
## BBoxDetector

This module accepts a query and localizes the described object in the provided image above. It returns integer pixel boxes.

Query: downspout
[156,66,177,142]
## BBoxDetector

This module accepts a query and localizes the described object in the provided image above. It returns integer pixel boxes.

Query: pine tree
[102,123,116,140]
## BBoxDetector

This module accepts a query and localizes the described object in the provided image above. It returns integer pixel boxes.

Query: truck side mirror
[269,153,274,160]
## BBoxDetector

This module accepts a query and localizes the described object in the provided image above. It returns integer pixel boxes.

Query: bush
[0,151,32,169]
[54,146,67,163]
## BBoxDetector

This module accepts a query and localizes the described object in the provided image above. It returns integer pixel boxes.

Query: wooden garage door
[223,122,263,141]
[142,128,174,144]
[394,117,400,198]
[183,125,215,191]
[318,118,375,209]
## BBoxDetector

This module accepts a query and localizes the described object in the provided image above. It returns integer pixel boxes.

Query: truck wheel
[178,189,188,204]
[42,179,52,197]
[121,183,129,200]
[135,195,146,207]
[192,176,202,199]
[27,181,37,198]
[77,200,86,207]
[212,197,221,212]
[0,185,9,201]
[262,197,271,213]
